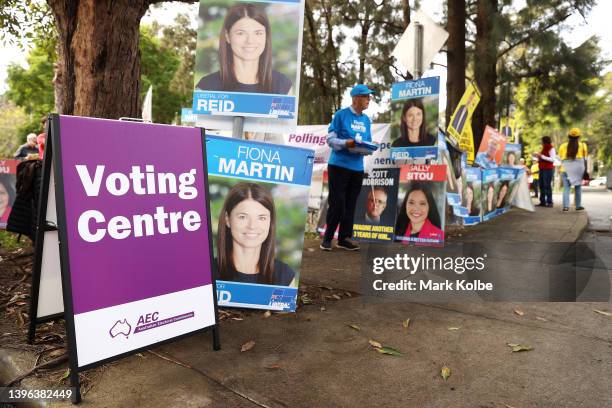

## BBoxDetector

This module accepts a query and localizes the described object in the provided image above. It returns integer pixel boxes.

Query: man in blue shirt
[320,84,374,251]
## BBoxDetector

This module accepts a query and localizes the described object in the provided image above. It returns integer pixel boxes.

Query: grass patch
[0,230,29,251]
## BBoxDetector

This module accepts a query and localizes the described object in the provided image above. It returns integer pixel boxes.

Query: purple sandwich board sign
[42,115,219,403]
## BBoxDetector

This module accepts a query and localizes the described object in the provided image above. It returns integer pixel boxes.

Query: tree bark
[402,0,410,29]
[357,7,372,84]
[48,0,195,119]
[48,0,78,115]
[445,0,466,128]
[473,0,498,148]
[402,0,412,79]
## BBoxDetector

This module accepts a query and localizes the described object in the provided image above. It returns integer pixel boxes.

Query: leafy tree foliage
[4,39,55,136]
[0,96,30,157]
[4,15,196,129]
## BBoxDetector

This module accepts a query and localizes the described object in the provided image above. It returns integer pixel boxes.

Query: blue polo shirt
[327,107,372,172]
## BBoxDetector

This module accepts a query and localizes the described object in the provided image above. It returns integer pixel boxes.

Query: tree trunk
[402,0,410,29]
[48,0,195,119]
[402,0,412,79]
[445,0,466,128]
[49,0,78,115]
[357,7,371,84]
[473,0,498,148]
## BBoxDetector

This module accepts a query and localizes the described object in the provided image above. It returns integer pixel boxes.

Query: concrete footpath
[3,205,612,407]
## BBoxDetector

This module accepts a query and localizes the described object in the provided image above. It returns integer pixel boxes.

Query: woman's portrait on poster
[0,175,15,224]
[216,182,295,286]
[394,182,444,243]
[464,183,480,217]
[391,98,436,147]
[196,3,292,95]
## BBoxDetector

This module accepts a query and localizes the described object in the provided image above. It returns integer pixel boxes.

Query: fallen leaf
[447,327,461,331]
[593,310,612,317]
[263,310,272,318]
[535,316,547,322]
[332,294,341,300]
[60,369,70,380]
[368,339,382,348]
[506,343,533,352]
[376,346,403,356]
[345,292,352,297]
[514,309,524,316]
[307,248,315,252]
[241,340,255,352]
[231,317,244,321]
[402,318,410,329]
[265,364,281,369]
[348,324,360,331]
[441,366,451,381]
[320,306,326,312]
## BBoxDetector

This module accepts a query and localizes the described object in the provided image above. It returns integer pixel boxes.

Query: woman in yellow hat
[558,128,588,211]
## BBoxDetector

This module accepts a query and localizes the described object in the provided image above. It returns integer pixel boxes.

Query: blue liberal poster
[389,76,440,160]
[193,0,304,120]
[206,135,314,311]
[459,167,482,225]
[482,168,499,221]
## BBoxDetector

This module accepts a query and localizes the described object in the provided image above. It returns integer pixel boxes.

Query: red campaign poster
[395,164,447,247]
[0,159,19,228]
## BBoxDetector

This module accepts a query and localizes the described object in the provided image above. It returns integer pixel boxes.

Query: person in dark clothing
[216,182,295,286]
[196,3,292,95]
[13,134,39,160]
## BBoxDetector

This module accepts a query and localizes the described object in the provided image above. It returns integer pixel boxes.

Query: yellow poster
[447,82,481,163]
[499,117,516,140]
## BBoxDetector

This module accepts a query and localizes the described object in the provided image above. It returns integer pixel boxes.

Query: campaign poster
[315,169,329,237]
[0,159,18,229]
[438,132,464,226]
[394,164,446,247]
[52,117,217,368]
[482,168,499,221]
[503,143,522,167]
[193,0,304,121]
[181,108,197,126]
[206,135,313,312]
[389,77,440,160]
[352,168,399,243]
[495,167,515,215]
[459,167,482,225]
[475,126,507,169]
[496,167,524,215]
[447,82,480,163]
[499,117,516,139]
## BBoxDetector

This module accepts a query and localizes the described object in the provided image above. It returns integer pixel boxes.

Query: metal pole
[232,116,245,139]
[413,22,424,79]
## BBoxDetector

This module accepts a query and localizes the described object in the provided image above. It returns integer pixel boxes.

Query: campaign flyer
[353,168,399,243]
[482,168,500,221]
[206,135,313,311]
[0,159,18,228]
[459,167,483,226]
[394,164,446,247]
[475,126,507,169]
[389,77,440,161]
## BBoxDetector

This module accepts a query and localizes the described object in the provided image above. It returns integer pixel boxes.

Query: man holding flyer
[320,84,377,251]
